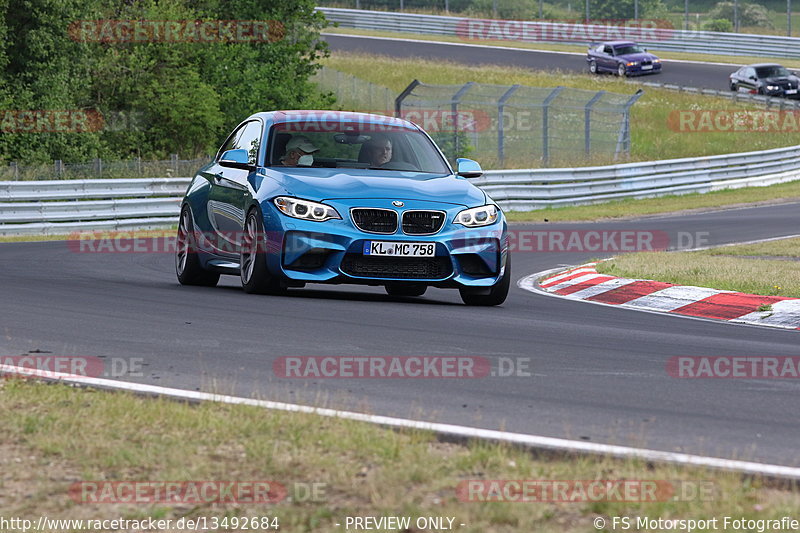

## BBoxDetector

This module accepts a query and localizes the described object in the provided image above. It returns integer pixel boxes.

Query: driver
[281,136,319,166]
[363,136,392,167]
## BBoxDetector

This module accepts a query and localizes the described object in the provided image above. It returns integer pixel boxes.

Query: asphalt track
[1,202,799,466]
[324,33,744,91]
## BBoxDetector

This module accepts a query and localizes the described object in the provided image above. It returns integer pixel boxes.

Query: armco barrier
[319,7,800,60]
[2,144,799,234]
[0,178,191,236]
[472,144,800,211]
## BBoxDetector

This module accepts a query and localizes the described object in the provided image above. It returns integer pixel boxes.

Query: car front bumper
[262,198,508,288]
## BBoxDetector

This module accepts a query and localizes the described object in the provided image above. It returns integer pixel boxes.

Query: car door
[206,120,263,256]
[741,67,757,92]
[602,45,615,71]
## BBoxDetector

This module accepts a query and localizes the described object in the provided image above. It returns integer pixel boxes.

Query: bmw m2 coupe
[175,111,510,305]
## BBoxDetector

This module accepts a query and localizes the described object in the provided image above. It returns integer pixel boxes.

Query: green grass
[706,236,800,258]
[323,27,800,67]
[325,52,800,169]
[1,379,799,531]
[596,237,800,297]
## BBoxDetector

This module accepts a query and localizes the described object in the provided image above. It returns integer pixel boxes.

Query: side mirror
[219,149,253,170]
[456,158,482,178]
[750,76,758,81]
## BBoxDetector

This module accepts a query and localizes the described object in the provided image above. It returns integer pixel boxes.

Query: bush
[702,18,734,32]
[0,0,333,163]
[707,2,774,29]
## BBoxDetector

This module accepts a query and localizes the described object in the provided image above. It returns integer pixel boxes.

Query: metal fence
[0,155,210,181]
[319,7,800,59]
[472,144,800,211]
[395,80,642,167]
[313,66,395,112]
[3,143,799,234]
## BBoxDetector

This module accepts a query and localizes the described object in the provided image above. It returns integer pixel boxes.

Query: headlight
[626,61,637,66]
[653,59,661,63]
[455,204,499,227]
[767,85,779,91]
[274,197,341,222]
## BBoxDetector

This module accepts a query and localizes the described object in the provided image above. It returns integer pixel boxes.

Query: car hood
[261,167,486,207]
[617,52,657,62]
[763,76,798,84]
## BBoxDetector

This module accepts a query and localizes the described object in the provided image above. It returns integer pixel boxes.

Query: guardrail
[319,7,800,60]
[472,144,800,211]
[2,144,798,235]
[0,178,190,236]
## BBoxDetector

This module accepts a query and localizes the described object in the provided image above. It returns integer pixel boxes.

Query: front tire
[589,60,598,74]
[730,81,737,92]
[385,283,427,297]
[176,206,220,287]
[240,209,285,295]
[459,254,510,306]
[617,63,627,77]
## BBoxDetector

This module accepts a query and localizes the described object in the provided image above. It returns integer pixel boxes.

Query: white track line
[324,32,752,67]
[3,363,800,480]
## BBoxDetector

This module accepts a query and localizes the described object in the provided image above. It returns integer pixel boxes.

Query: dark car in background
[729,63,800,98]
[587,41,661,77]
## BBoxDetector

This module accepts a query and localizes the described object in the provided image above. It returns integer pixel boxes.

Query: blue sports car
[175,111,510,305]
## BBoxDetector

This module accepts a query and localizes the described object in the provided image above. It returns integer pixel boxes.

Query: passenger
[281,136,319,166]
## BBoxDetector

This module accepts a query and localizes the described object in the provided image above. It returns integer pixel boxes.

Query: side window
[604,45,614,55]
[745,67,756,79]
[216,125,244,161]
[595,45,604,53]
[234,121,263,165]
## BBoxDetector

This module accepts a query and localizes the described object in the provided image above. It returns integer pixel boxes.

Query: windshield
[267,121,451,174]
[614,44,645,55]
[756,65,790,78]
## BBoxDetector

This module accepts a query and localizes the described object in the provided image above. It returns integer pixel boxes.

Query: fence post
[584,90,606,156]
[94,157,103,177]
[541,86,564,167]
[615,89,644,160]
[395,79,421,117]
[54,159,63,179]
[171,154,179,173]
[10,161,18,180]
[497,84,520,168]
[451,82,475,158]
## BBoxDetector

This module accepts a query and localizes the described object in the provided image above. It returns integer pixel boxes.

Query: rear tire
[175,206,220,287]
[240,209,286,295]
[459,254,510,306]
[385,283,427,297]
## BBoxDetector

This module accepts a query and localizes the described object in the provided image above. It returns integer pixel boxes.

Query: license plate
[641,65,653,70]
[363,241,435,257]
[787,89,797,94]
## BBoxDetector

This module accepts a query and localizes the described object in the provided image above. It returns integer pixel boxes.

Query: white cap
[285,136,318,153]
